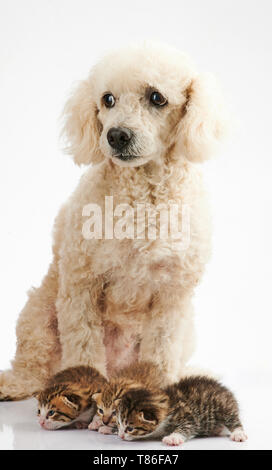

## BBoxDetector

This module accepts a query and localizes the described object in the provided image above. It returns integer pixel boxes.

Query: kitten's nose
[107,127,132,151]
[102,417,110,425]
[39,418,45,427]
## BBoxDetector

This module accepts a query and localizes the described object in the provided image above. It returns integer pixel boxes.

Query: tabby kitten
[117,375,247,445]
[36,366,107,430]
[90,361,162,435]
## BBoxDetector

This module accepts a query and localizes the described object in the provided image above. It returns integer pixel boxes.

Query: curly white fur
[0,42,227,400]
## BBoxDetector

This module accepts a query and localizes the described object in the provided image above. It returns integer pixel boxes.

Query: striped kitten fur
[90,361,162,434]
[116,375,247,445]
[36,366,107,430]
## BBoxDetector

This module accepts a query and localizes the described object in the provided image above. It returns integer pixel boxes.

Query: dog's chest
[98,250,152,376]
[103,321,140,377]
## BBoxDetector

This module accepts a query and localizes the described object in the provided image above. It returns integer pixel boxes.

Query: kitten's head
[93,379,142,428]
[36,386,85,430]
[117,388,169,440]
[92,382,124,428]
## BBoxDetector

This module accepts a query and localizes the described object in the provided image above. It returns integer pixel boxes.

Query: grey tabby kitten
[116,375,247,445]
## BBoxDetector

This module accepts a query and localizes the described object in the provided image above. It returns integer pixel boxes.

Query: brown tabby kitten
[117,375,248,445]
[36,366,107,430]
[90,361,162,435]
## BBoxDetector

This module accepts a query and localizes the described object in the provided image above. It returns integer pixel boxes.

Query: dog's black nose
[107,127,132,151]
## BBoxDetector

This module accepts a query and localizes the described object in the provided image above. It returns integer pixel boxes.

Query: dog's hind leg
[0,260,61,401]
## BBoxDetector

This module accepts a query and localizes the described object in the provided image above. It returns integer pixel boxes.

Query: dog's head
[62,42,226,167]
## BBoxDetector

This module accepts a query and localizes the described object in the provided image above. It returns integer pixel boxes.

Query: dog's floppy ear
[176,74,227,163]
[62,79,103,166]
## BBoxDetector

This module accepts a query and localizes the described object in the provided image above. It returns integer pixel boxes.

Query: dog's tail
[0,370,40,401]
[0,389,38,401]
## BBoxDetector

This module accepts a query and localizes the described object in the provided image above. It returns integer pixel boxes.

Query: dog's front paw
[162,433,185,446]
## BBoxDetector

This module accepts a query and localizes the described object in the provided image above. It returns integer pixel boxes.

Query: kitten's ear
[92,392,101,403]
[139,411,158,425]
[61,394,80,410]
[32,391,41,400]
[113,398,121,407]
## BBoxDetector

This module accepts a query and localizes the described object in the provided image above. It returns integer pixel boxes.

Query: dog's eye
[98,408,104,414]
[150,91,167,107]
[102,93,115,108]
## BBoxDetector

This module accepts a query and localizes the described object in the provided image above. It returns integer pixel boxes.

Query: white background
[0,0,271,450]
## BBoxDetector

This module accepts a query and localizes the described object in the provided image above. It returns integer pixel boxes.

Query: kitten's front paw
[162,433,185,446]
[88,414,103,431]
[75,422,88,429]
[230,428,248,442]
[98,425,115,435]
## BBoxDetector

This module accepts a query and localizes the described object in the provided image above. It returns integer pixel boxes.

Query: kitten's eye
[37,409,40,415]
[47,410,55,418]
[150,91,167,107]
[98,408,104,414]
[102,93,115,108]
[126,426,133,432]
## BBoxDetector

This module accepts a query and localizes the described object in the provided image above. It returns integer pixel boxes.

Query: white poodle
[0,42,226,400]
